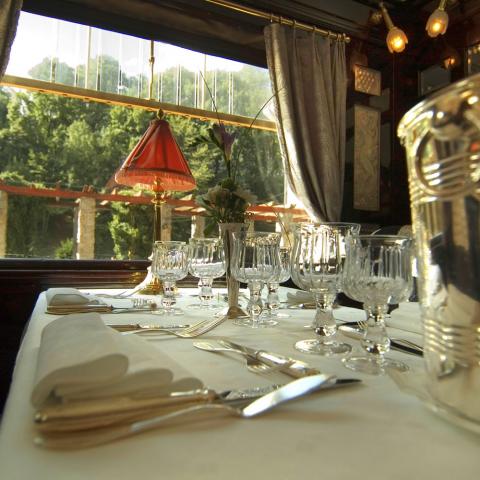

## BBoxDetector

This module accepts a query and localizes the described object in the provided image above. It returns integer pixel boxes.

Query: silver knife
[218,339,322,378]
[338,325,424,357]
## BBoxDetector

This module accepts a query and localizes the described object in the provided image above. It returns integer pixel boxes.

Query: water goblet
[292,223,360,356]
[342,235,412,375]
[188,238,225,309]
[231,231,281,328]
[151,241,189,315]
[265,246,291,319]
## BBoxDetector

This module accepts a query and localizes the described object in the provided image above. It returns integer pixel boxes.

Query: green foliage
[54,238,74,259]
[0,54,284,259]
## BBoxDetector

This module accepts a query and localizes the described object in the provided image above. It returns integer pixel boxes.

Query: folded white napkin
[31,313,202,407]
[388,302,423,335]
[45,287,104,307]
[286,290,314,304]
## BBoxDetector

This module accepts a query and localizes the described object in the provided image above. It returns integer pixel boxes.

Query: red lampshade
[115,117,196,193]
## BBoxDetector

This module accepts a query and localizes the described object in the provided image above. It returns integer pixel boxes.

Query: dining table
[0,286,479,480]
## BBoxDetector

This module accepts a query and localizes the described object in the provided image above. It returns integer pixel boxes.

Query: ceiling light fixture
[379,2,408,54]
[426,0,449,38]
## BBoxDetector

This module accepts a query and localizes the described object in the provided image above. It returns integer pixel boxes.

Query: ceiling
[21,0,476,68]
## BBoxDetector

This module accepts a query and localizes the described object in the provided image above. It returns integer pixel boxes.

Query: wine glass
[342,235,412,375]
[151,241,189,315]
[231,231,281,328]
[188,238,225,309]
[265,246,291,319]
[291,223,360,355]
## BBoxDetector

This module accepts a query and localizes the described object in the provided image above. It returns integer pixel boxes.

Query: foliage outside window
[0,18,284,260]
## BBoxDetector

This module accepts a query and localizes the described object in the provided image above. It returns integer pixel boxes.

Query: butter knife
[107,323,190,332]
[217,339,321,378]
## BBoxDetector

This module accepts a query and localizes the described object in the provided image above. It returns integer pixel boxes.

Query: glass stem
[266,282,280,317]
[161,280,177,314]
[361,304,391,363]
[313,293,337,343]
[247,280,264,325]
[198,277,214,307]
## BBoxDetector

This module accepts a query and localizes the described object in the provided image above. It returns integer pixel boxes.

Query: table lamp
[114,110,196,294]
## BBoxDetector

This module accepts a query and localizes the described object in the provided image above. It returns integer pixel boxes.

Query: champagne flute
[343,235,412,375]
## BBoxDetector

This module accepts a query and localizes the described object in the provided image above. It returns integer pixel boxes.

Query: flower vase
[219,223,247,319]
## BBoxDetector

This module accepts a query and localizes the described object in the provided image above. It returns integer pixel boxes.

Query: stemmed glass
[151,241,189,315]
[188,238,225,309]
[343,235,412,375]
[265,247,291,319]
[232,231,281,328]
[292,223,360,355]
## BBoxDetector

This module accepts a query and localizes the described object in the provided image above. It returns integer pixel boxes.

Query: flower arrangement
[195,78,277,234]
[196,123,256,229]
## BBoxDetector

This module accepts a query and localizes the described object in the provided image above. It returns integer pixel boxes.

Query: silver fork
[132,298,156,308]
[122,315,227,338]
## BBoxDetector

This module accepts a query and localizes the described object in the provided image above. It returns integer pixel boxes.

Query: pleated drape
[0,0,22,78]
[265,23,347,221]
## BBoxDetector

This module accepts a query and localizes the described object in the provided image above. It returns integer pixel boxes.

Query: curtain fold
[0,0,22,78]
[264,23,347,222]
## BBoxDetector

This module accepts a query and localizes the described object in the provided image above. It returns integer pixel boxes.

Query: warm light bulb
[386,27,408,53]
[426,9,449,37]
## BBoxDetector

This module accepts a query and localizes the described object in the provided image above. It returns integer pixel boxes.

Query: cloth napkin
[388,302,423,335]
[45,288,103,307]
[31,313,203,407]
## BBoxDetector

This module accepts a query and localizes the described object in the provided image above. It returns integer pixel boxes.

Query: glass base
[151,307,184,316]
[294,339,352,356]
[343,355,408,375]
[234,317,278,328]
[189,303,224,310]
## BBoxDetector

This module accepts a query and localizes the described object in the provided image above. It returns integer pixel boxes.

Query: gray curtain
[264,23,347,222]
[0,0,22,78]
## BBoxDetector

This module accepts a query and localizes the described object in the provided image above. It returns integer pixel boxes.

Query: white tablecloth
[0,288,479,480]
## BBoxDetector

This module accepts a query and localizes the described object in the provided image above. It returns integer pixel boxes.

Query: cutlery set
[34,374,358,449]
[36,294,423,449]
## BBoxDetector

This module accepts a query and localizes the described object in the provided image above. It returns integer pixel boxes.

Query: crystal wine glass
[188,238,225,309]
[151,241,189,315]
[292,222,360,355]
[265,246,291,319]
[232,231,281,328]
[342,235,412,375]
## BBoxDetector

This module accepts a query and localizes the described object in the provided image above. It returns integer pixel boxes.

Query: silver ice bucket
[398,73,480,433]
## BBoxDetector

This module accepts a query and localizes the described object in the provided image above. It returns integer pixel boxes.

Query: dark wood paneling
[0,259,149,413]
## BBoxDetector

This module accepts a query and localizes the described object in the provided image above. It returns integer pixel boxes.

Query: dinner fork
[122,315,227,338]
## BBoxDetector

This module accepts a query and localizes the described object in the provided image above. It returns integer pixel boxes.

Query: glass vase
[219,223,247,319]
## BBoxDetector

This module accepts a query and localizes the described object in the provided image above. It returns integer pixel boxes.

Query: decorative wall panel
[354,65,381,96]
[354,105,380,211]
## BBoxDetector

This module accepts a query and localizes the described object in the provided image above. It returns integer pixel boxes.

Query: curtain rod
[205,0,351,43]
